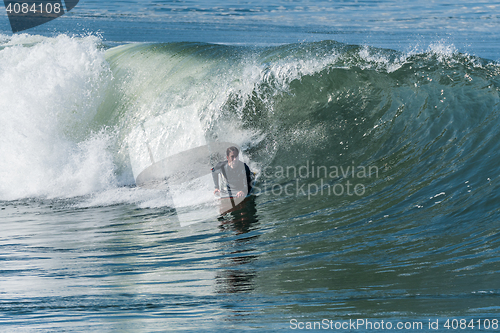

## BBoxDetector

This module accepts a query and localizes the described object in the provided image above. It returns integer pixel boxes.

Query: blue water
[1,0,500,60]
[1,1,500,332]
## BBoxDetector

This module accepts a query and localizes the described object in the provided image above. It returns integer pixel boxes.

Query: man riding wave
[212,146,253,198]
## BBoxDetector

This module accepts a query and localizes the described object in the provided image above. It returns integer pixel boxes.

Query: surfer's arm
[212,162,225,194]
[212,168,220,192]
[244,164,253,192]
[212,170,220,195]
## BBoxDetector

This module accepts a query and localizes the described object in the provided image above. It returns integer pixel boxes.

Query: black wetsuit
[212,161,253,197]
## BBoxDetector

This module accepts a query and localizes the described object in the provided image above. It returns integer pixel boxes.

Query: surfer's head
[226,146,240,168]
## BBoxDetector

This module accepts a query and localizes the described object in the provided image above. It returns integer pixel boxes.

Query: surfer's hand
[214,189,220,196]
[236,191,245,198]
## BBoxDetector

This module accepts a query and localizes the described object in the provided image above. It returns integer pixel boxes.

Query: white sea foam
[0,34,115,200]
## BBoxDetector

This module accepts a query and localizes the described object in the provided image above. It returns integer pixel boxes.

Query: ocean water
[1,1,500,332]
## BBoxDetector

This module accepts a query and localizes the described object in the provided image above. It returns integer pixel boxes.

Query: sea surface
[1,1,500,332]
